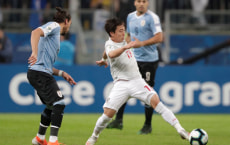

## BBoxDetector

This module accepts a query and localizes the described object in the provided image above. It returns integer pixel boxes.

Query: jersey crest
[141,20,146,26]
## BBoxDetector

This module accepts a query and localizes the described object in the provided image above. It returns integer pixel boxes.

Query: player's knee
[104,108,116,118]
[41,108,52,126]
[51,104,65,127]
[150,94,160,109]
[53,104,65,113]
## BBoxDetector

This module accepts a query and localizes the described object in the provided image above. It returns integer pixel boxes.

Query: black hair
[104,18,124,37]
[53,7,71,23]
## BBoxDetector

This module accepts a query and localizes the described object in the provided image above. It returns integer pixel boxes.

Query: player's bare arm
[108,41,136,58]
[28,28,44,65]
[52,68,77,85]
[96,50,108,68]
[132,32,163,48]
[102,49,107,60]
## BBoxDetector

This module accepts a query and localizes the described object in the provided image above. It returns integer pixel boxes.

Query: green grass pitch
[0,113,229,145]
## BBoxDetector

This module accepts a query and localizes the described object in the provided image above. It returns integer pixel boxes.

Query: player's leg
[49,102,65,145]
[150,94,189,140]
[28,70,49,145]
[115,103,126,120]
[95,110,115,135]
[137,61,158,134]
[107,81,130,130]
[86,81,129,145]
[40,108,52,135]
[106,102,126,129]
[137,104,153,134]
[132,78,189,140]
[46,78,66,145]
[32,108,52,145]
[31,72,66,145]
[86,108,115,145]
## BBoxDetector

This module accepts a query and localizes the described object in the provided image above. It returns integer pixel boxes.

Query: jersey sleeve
[150,14,162,35]
[105,45,116,57]
[39,22,59,37]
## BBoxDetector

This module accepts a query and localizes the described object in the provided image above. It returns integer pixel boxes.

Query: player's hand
[62,72,77,85]
[132,37,144,48]
[96,59,108,68]
[28,53,37,66]
[125,41,137,49]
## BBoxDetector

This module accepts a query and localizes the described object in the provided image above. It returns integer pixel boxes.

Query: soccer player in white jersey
[85,18,189,145]
[107,0,163,134]
[27,7,76,145]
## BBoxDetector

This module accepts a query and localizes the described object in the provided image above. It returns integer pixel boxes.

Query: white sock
[174,123,185,133]
[92,113,112,137]
[49,136,58,143]
[37,133,45,140]
[155,102,179,126]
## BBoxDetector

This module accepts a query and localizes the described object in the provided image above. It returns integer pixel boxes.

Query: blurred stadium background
[0,0,230,114]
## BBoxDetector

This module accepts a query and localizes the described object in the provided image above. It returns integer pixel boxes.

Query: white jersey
[105,38,141,82]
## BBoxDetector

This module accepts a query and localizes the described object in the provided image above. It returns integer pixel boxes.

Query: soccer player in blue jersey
[107,0,163,134]
[27,7,76,145]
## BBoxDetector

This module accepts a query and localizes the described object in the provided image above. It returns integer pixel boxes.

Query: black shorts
[137,61,159,87]
[27,69,64,106]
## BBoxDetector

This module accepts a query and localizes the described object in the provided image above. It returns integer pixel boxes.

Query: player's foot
[85,136,98,145]
[47,140,65,145]
[106,119,123,130]
[178,129,190,140]
[32,136,47,145]
[137,124,152,135]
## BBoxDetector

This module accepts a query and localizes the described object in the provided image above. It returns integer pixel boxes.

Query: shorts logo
[57,90,63,98]
[146,72,150,81]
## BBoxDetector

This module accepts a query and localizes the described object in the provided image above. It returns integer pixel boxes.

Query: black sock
[38,124,48,135]
[115,103,127,122]
[50,126,59,136]
[39,108,52,135]
[50,104,65,136]
[144,104,154,126]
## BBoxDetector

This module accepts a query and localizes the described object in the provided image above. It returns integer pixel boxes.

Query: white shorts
[103,78,157,112]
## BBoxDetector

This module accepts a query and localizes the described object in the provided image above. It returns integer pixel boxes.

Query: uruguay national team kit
[27,22,64,106]
[127,10,162,62]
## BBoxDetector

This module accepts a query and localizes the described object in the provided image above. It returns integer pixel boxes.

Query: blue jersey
[126,10,162,62]
[29,22,60,74]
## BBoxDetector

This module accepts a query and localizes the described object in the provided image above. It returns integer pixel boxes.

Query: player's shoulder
[47,22,60,29]
[105,39,113,48]
[41,21,60,30]
[145,10,160,19]
[39,21,60,36]
[127,11,136,18]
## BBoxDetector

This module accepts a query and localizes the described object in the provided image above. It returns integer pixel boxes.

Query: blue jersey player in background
[27,7,76,145]
[107,0,163,135]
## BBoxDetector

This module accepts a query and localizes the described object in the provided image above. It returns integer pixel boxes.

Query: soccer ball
[189,128,208,145]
